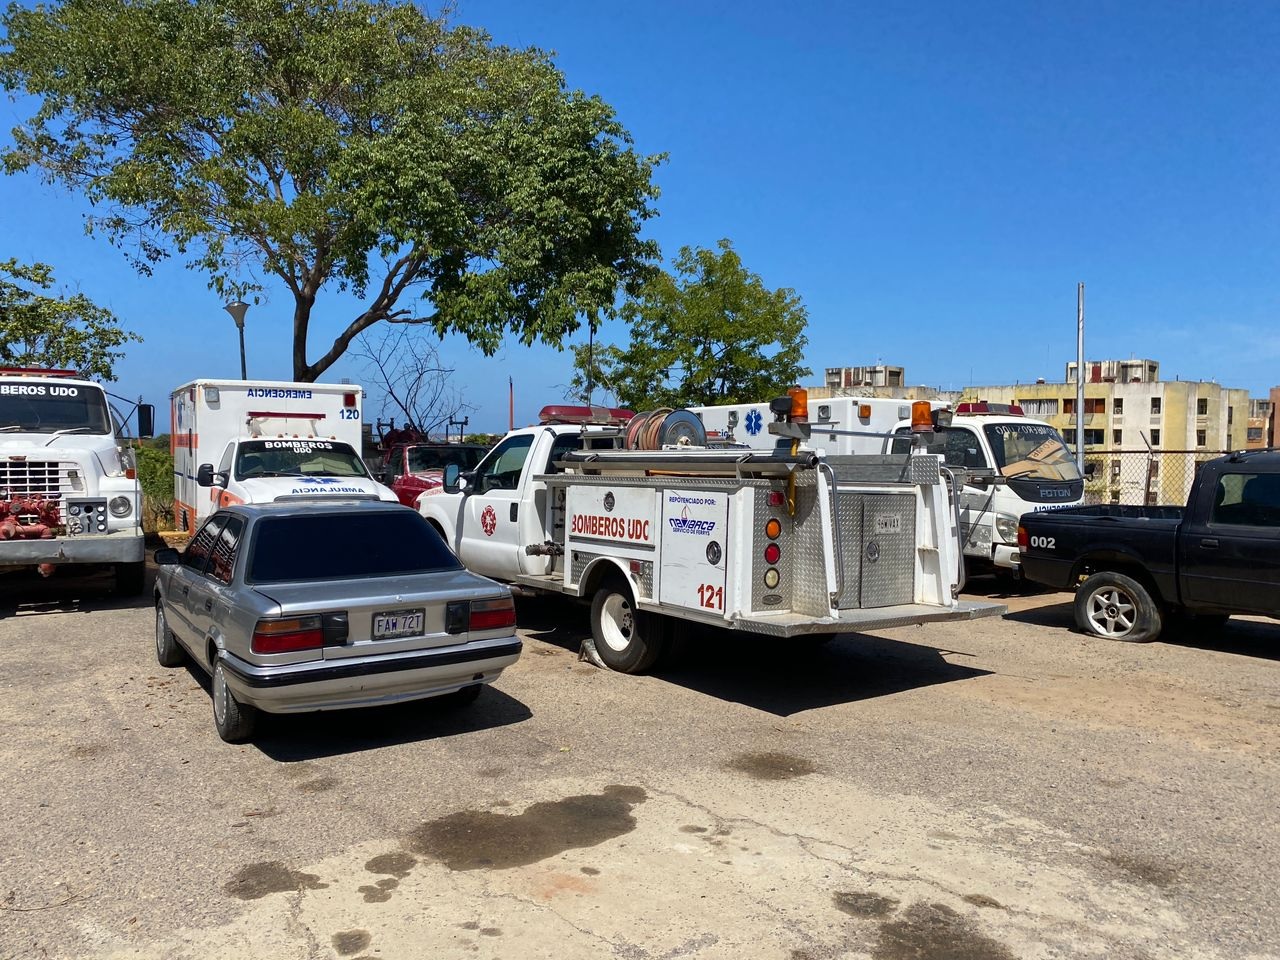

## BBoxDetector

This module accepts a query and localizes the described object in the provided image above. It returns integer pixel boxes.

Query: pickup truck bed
[1018,453,1280,643]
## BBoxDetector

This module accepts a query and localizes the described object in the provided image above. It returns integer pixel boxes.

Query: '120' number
[696,583,724,611]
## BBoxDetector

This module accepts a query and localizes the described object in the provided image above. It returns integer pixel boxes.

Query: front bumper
[219,636,523,713]
[992,543,1020,570]
[0,529,144,567]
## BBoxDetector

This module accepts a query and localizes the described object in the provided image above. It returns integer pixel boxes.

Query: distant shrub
[135,444,174,531]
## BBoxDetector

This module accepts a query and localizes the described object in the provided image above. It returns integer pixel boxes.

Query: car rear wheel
[212,658,257,743]
[1075,571,1162,643]
[154,603,186,667]
[590,579,668,674]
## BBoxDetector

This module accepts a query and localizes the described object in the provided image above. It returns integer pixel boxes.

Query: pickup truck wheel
[1075,572,1162,643]
[154,602,186,667]
[212,659,258,743]
[590,581,668,674]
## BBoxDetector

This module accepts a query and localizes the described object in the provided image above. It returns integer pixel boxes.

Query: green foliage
[0,259,140,380]
[134,443,175,530]
[1,0,661,381]
[570,240,810,409]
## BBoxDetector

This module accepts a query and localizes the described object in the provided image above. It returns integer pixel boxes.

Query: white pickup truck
[416,400,1002,672]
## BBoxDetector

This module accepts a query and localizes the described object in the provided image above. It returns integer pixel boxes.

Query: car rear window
[247,512,462,583]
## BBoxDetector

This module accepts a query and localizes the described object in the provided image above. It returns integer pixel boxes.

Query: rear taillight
[470,596,516,632]
[764,542,781,565]
[446,596,516,634]
[1017,525,1028,549]
[252,615,324,654]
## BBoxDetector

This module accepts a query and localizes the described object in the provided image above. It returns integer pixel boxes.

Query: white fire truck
[0,367,155,593]
[171,378,396,531]
[695,396,1084,575]
[417,394,1003,673]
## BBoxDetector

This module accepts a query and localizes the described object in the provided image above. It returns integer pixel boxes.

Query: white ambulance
[171,379,395,531]
[692,396,1084,574]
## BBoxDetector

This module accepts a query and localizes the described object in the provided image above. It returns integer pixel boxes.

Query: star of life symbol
[481,504,497,536]
[745,409,764,436]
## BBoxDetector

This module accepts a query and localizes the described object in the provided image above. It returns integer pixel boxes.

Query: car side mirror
[137,404,155,440]
[442,463,464,494]
[196,463,216,487]
[154,547,180,565]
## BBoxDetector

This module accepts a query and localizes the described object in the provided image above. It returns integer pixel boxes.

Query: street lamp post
[224,300,249,380]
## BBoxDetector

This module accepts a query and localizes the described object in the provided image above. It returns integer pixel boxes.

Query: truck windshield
[983,423,1081,481]
[235,439,369,480]
[407,446,483,474]
[0,383,112,434]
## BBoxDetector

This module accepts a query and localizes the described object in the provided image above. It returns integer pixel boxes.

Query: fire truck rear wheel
[115,561,146,597]
[590,579,668,674]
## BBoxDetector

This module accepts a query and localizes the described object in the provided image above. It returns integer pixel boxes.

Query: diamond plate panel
[789,482,830,616]
[907,456,940,485]
[858,493,916,607]
[834,492,863,609]
[750,487,793,612]
[569,550,653,599]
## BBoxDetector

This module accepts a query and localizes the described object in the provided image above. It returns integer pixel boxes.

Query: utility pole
[1076,282,1086,474]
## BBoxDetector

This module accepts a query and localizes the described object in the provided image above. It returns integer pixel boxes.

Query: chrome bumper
[219,636,523,714]
[0,529,144,567]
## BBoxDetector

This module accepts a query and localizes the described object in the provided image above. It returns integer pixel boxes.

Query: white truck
[417,395,1002,673]
[0,367,155,594]
[171,378,396,531]
[694,396,1084,575]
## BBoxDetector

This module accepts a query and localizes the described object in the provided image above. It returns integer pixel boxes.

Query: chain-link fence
[1080,450,1229,507]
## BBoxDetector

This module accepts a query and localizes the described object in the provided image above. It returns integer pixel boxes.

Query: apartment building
[1247,398,1273,449]
[823,365,905,390]
[963,372,1248,505]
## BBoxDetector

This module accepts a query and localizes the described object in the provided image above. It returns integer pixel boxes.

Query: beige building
[960,376,1248,506]
[1247,398,1273,449]
[824,365,906,390]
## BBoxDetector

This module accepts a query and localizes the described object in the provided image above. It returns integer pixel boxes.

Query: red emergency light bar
[247,411,327,420]
[538,405,634,426]
[955,401,1024,416]
[0,367,80,378]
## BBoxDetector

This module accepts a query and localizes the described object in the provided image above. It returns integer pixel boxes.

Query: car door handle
[1201,538,1219,549]
[182,585,190,597]
[510,503,518,522]
[204,599,214,611]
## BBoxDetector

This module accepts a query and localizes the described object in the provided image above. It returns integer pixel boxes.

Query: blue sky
[2,1,1278,430]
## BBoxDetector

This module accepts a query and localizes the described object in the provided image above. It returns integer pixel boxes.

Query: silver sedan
[153,500,522,742]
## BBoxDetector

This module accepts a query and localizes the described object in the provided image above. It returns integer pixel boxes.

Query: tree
[354,326,471,437]
[569,240,810,409]
[1,0,661,381]
[0,258,140,380]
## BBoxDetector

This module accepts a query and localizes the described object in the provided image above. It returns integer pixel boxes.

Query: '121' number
[696,583,724,611]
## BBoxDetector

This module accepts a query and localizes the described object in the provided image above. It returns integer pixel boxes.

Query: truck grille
[0,459,81,499]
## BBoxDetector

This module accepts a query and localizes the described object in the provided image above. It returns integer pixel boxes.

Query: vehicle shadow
[0,565,155,617]
[1004,597,1280,662]
[244,683,534,762]
[515,597,992,717]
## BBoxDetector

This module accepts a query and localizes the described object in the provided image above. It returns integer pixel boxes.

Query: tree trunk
[292,292,314,382]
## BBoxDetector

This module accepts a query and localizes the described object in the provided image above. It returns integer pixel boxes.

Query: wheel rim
[213,662,228,726]
[1085,585,1137,638]
[155,606,166,656]
[599,593,635,653]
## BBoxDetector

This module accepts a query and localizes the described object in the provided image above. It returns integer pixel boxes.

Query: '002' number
[696,583,724,610]
[1028,535,1055,550]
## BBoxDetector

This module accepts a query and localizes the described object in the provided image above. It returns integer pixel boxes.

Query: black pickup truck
[1018,451,1280,642]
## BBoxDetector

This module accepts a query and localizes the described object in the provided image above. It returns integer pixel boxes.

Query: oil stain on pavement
[406,785,646,870]
[727,751,817,780]
[833,891,899,918]
[331,929,371,956]
[223,861,327,900]
[873,902,1015,960]
[365,851,416,878]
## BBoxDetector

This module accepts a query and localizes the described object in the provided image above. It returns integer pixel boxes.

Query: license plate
[373,608,425,640]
